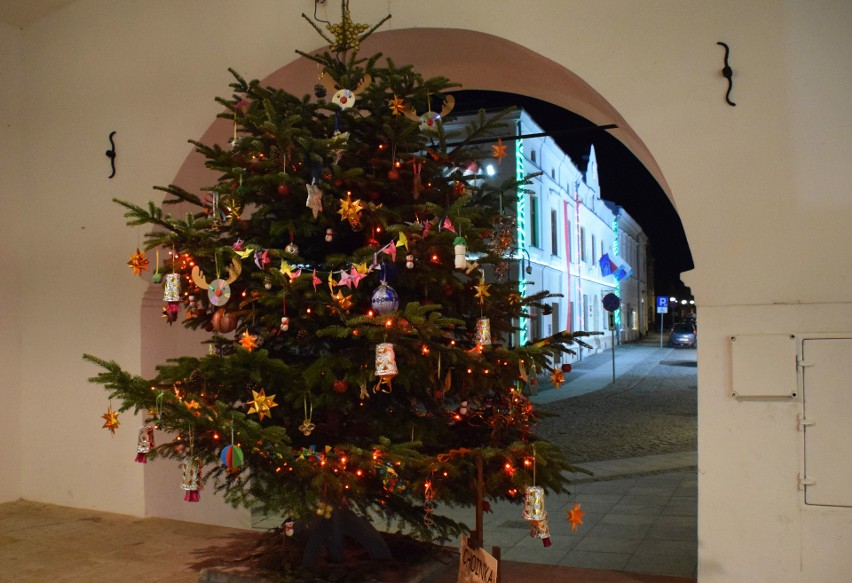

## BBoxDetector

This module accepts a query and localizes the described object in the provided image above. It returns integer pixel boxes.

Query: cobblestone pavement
[534,337,697,464]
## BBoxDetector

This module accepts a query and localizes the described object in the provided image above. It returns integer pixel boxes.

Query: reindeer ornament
[404,95,455,133]
[319,72,372,112]
[191,257,242,307]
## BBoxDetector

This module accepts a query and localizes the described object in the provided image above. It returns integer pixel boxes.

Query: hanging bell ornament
[453,236,468,270]
[135,425,155,463]
[375,343,398,378]
[180,457,203,502]
[325,228,334,243]
[474,317,492,346]
[284,242,299,256]
[280,316,290,332]
[523,485,546,521]
[371,281,399,315]
[529,512,552,547]
[405,254,414,269]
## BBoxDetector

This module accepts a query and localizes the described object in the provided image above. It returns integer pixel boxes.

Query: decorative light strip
[515,121,528,345]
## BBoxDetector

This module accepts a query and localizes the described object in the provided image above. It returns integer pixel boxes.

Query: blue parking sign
[656,296,668,313]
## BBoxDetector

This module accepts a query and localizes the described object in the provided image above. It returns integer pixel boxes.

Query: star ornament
[337,192,364,228]
[492,137,508,165]
[331,289,353,313]
[566,502,585,532]
[326,7,370,52]
[473,279,491,303]
[127,248,149,276]
[247,389,278,421]
[239,330,259,352]
[389,95,406,116]
[550,369,565,389]
[101,405,120,435]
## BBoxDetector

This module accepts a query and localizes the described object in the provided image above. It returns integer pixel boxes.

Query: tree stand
[302,507,392,568]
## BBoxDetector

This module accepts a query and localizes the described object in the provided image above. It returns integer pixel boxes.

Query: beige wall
[0,20,23,504]
[5,1,852,580]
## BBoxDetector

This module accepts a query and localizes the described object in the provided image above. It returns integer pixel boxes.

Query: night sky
[449,90,694,298]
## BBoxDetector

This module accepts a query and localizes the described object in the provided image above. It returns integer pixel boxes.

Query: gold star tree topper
[302,2,391,54]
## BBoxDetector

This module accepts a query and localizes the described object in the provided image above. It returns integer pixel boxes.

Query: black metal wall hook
[106,131,117,178]
[717,42,736,106]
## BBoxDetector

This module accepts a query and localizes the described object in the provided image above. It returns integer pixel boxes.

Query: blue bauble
[371,281,399,315]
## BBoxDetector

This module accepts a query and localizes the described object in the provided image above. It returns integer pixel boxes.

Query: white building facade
[454,109,651,358]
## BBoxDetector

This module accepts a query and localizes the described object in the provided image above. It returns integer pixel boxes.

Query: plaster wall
[7,0,852,580]
[0,20,23,503]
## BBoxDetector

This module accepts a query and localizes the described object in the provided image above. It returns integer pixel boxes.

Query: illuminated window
[529,194,539,248]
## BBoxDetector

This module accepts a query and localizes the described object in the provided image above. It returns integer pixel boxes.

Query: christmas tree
[86,2,594,565]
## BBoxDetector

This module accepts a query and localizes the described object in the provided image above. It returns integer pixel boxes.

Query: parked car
[669,323,697,348]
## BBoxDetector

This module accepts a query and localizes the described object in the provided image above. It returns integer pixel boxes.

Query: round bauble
[561,363,573,373]
[284,242,299,256]
[332,379,349,394]
[387,168,400,181]
[211,308,238,333]
[277,183,290,196]
[371,282,399,315]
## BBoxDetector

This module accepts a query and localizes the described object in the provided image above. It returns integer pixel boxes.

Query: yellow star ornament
[337,192,364,228]
[101,405,120,435]
[473,279,491,304]
[331,289,353,313]
[566,502,585,532]
[247,389,278,421]
[389,95,406,116]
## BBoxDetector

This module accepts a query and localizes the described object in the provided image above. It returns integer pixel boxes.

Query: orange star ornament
[550,369,565,389]
[101,405,120,435]
[389,95,406,116]
[239,330,259,351]
[491,138,508,165]
[127,248,149,276]
[566,502,585,532]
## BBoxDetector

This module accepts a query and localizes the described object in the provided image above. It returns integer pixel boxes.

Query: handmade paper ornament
[247,388,278,421]
[325,228,334,243]
[403,94,455,133]
[337,191,364,228]
[239,330,259,351]
[371,281,399,315]
[474,317,492,346]
[453,236,468,270]
[305,182,323,218]
[529,512,552,547]
[405,254,414,269]
[220,444,244,473]
[550,368,565,389]
[566,502,585,532]
[127,248,149,276]
[135,425,155,463]
[191,257,242,307]
[523,485,546,521]
[101,405,120,435]
[161,273,182,324]
[180,457,203,502]
[280,316,290,332]
[374,342,398,392]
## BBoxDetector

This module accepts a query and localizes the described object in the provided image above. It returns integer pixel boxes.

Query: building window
[530,149,537,164]
[551,302,560,335]
[550,209,558,256]
[529,194,540,248]
[550,168,555,180]
[591,234,597,263]
[580,227,587,262]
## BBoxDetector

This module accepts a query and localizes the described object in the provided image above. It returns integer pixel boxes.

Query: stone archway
[141,27,689,527]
